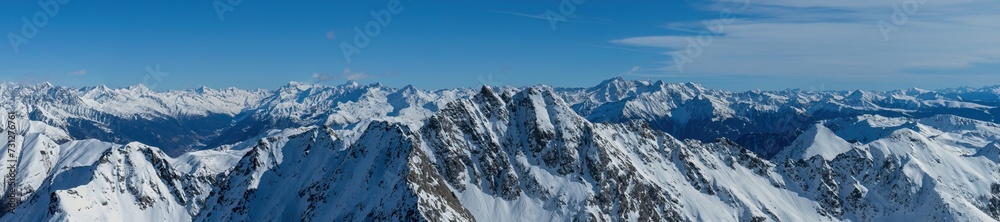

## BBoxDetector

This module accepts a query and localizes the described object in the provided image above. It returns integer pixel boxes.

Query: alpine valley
[1,78,999,221]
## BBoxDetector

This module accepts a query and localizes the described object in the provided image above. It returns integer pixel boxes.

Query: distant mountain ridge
[2,79,1000,221]
[4,79,1000,157]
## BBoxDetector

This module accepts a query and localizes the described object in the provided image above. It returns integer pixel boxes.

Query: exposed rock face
[2,81,1000,221]
[193,122,476,222]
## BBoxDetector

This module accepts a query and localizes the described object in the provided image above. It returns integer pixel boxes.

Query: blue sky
[1,1,998,91]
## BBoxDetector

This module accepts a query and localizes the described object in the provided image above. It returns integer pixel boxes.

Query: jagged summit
[193,86,212,94]
[281,81,320,91]
[2,78,1000,221]
[400,84,417,91]
[595,76,627,87]
[37,81,54,88]
[478,84,494,95]
[341,80,361,88]
[977,140,1000,162]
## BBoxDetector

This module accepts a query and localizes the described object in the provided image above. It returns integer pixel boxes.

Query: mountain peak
[846,89,870,100]
[340,80,360,88]
[474,85,504,106]
[598,76,627,85]
[195,86,212,94]
[910,87,929,93]
[83,85,113,94]
[7,78,1000,221]
[400,84,417,92]
[591,77,645,101]
[36,81,54,88]
[282,81,318,91]
[478,85,496,97]
[977,141,1000,162]
[683,82,706,91]
[524,85,556,95]
[774,124,853,161]
[595,77,632,88]
[510,85,576,119]
[129,83,151,92]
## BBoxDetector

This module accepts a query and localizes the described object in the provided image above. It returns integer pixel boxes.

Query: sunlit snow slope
[1,80,1000,221]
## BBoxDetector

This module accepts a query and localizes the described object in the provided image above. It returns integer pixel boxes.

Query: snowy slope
[420,86,830,221]
[0,81,475,155]
[4,78,999,157]
[1,83,270,155]
[3,141,193,221]
[773,124,854,161]
[556,79,1000,158]
[1,79,1000,221]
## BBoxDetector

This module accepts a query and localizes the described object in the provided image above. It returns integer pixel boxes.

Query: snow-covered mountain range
[1,79,999,221]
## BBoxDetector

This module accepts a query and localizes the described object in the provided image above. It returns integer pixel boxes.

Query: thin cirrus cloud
[612,0,1000,85]
[489,10,612,25]
[311,68,370,84]
[489,10,553,20]
[68,69,87,76]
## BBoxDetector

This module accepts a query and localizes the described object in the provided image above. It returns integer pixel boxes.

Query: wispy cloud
[341,69,369,81]
[612,0,1000,82]
[490,10,552,20]
[311,68,370,83]
[311,73,334,83]
[621,66,641,76]
[68,69,87,76]
[489,10,612,25]
[582,43,663,54]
